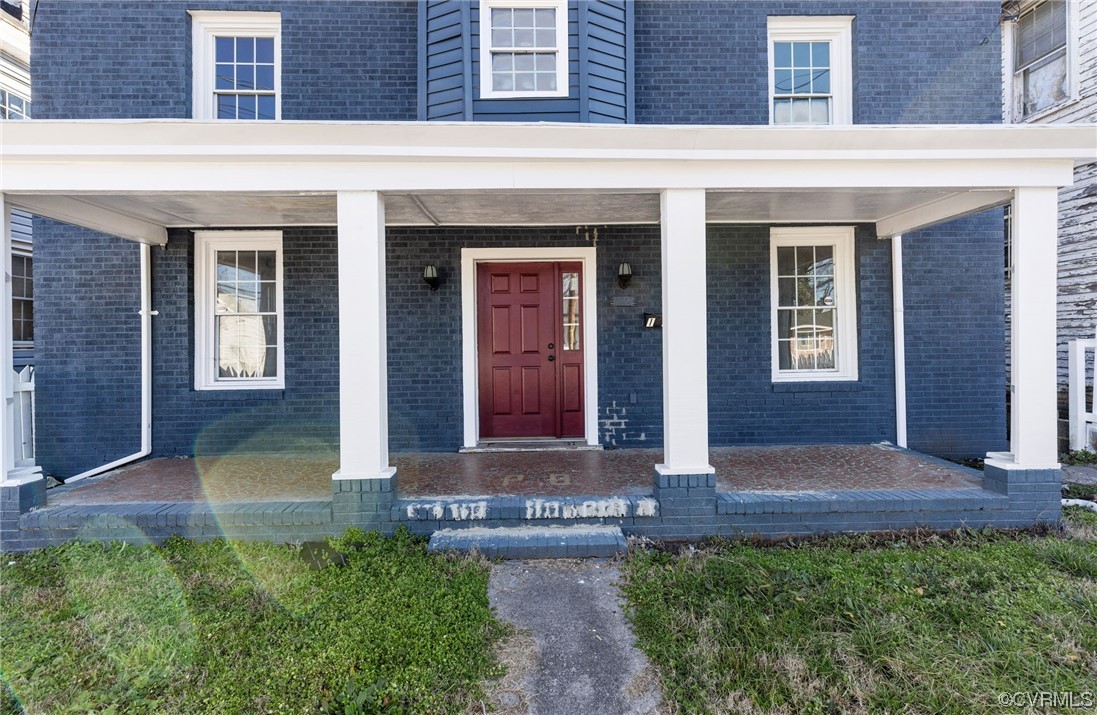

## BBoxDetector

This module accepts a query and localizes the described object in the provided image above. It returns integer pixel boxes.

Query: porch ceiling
[7,187,1008,230]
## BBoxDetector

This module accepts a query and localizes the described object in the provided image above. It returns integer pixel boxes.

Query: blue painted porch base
[1,461,1060,552]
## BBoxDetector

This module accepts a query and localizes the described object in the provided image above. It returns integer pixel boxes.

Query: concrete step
[427,525,626,559]
[459,439,603,453]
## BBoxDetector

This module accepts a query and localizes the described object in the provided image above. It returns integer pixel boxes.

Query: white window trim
[478,0,569,99]
[460,247,598,448]
[194,230,285,391]
[770,226,858,382]
[189,10,282,121]
[767,16,853,126]
[1002,0,1080,123]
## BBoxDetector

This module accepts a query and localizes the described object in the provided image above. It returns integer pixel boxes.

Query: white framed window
[11,250,32,348]
[767,16,853,126]
[190,11,281,120]
[194,231,285,391]
[770,227,858,382]
[1006,0,1077,121]
[479,0,569,99]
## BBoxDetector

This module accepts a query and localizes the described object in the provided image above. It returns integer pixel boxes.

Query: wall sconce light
[643,312,662,329]
[617,262,633,289]
[423,264,441,291]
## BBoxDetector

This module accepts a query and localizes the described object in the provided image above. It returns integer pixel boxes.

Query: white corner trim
[769,225,858,382]
[189,10,281,121]
[194,230,285,391]
[461,246,599,448]
[478,0,569,100]
[891,234,907,448]
[767,15,854,126]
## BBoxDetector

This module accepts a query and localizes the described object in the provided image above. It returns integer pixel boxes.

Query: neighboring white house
[1,0,32,368]
[1001,0,1097,450]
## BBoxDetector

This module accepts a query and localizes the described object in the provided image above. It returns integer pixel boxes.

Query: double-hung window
[190,11,280,120]
[1010,0,1072,119]
[0,90,29,120]
[770,227,858,382]
[767,16,853,125]
[194,231,284,390]
[480,0,568,98]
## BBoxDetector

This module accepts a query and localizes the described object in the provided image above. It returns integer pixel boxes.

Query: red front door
[477,261,585,439]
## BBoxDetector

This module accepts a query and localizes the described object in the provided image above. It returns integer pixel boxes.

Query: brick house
[0,1,1093,553]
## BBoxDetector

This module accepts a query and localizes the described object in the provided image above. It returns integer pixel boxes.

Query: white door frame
[461,247,599,448]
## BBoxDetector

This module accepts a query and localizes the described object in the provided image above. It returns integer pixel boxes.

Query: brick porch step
[427,525,626,559]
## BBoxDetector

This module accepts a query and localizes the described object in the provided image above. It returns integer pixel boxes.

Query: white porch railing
[12,365,36,469]
[1068,337,1097,452]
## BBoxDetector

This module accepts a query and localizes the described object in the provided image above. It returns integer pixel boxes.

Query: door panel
[477,260,586,440]
[478,262,556,438]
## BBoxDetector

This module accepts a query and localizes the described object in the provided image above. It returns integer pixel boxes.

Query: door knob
[547,355,556,362]
[548,343,555,349]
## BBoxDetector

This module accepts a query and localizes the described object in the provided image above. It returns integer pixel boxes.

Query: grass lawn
[0,528,504,715]
[623,509,1097,715]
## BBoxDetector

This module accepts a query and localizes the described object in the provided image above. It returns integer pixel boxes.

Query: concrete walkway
[483,560,663,715]
[1064,463,1097,487]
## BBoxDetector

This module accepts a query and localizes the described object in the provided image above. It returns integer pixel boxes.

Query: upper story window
[480,0,568,99]
[770,227,858,382]
[0,90,29,120]
[1009,0,1073,120]
[190,11,281,120]
[194,231,284,391]
[767,16,853,125]
[11,252,32,347]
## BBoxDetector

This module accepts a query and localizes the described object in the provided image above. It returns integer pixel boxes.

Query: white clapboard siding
[1003,0,1097,392]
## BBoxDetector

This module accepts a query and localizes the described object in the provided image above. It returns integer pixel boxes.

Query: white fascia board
[0,158,1078,194]
[2,121,1094,163]
[875,190,1014,239]
[6,195,168,245]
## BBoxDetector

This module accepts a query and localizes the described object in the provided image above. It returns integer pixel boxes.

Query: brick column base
[332,474,397,534]
[1,477,46,552]
[654,470,716,518]
[983,464,1061,526]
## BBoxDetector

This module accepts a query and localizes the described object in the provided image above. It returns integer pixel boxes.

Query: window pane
[815,276,834,306]
[812,41,830,67]
[491,9,512,29]
[514,28,535,47]
[515,54,535,71]
[492,28,511,46]
[535,29,556,47]
[793,69,811,93]
[494,72,515,91]
[236,37,254,62]
[263,315,278,344]
[777,309,792,338]
[257,251,277,281]
[773,99,791,124]
[814,245,834,274]
[513,9,534,27]
[263,347,279,377]
[534,8,555,26]
[216,251,237,281]
[516,72,535,91]
[815,337,836,370]
[796,246,815,274]
[792,42,810,66]
[218,315,266,378]
[778,277,796,307]
[216,282,237,312]
[237,65,254,90]
[216,37,234,62]
[260,282,277,312]
[216,64,234,90]
[777,246,795,275]
[256,37,274,63]
[258,95,276,120]
[493,53,513,72]
[774,42,791,67]
[238,95,256,119]
[778,340,792,370]
[561,271,579,350]
[536,53,555,71]
[812,69,830,94]
[1022,51,1068,116]
[535,73,557,91]
[217,95,236,119]
[809,98,830,124]
[790,98,811,123]
[256,65,275,91]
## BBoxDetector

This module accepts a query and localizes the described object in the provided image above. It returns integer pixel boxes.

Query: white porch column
[989,187,1060,470]
[0,194,15,483]
[333,191,394,481]
[657,189,714,475]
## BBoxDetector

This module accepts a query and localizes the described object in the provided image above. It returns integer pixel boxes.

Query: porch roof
[1,121,1093,245]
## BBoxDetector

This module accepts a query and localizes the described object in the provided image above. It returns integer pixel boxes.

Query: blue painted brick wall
[634,0,1002,125]
[32,0,417,121]
[903,212,1008,459]
[34,220,143,476]
[707,225,896,446]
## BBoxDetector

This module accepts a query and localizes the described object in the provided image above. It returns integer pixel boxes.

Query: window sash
[770,228,858,382]
[479,0,568,98]
[1014,0,1067,72]
[194,232,285,390]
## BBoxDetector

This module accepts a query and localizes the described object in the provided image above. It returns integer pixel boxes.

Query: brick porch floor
[46,444,983,506]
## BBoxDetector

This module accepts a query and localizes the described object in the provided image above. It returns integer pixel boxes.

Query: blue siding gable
[419,0,632,123]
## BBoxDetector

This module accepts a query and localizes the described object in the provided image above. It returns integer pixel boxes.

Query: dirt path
[481,559,663,715]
